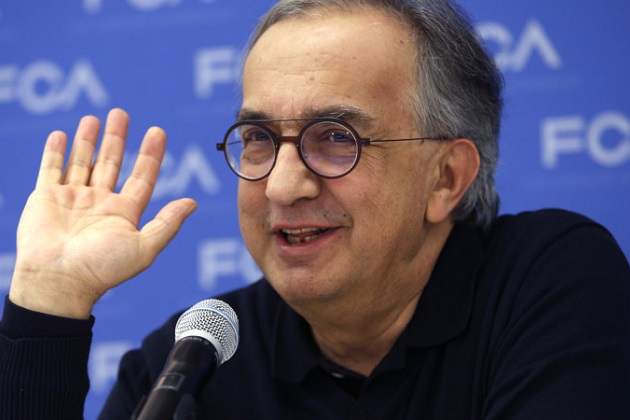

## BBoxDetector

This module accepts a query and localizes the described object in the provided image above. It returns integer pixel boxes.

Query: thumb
[138,198,197,266]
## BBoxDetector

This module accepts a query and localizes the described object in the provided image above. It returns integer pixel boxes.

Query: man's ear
[426,138,480,224]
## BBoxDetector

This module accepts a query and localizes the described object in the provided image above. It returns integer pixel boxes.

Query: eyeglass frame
[216,117,451,181]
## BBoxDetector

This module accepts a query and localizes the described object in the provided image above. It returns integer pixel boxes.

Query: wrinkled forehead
[241,6,418,124]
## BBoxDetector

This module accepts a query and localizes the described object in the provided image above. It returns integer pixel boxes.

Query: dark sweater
[2,210,630,419]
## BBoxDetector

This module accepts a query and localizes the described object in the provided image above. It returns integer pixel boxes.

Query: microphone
[134,299,239,420]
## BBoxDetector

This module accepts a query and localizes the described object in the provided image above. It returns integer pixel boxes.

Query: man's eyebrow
[303,106,375,128]
[236,109,271,121]
[235,106,375,129]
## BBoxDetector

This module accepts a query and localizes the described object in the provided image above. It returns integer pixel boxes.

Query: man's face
[238,8,446,313]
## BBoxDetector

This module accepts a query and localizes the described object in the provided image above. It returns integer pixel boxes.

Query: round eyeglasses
[216,118,450,181]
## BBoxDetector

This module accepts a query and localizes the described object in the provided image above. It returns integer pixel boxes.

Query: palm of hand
[10,109,196,318]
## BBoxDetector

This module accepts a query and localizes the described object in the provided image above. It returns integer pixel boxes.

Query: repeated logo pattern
[0,2,628,418]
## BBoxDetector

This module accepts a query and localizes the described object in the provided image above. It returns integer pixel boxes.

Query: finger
[119,125,167,212]
[35,130,68,188]
[63,115,101,185]
[89,108,129,190]
[138,198,198,267]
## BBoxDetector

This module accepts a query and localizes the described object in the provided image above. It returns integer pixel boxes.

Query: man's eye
[325,131,353,143]
[242,128,272,145]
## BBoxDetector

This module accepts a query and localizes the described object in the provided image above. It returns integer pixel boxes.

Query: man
[1,0,629,418]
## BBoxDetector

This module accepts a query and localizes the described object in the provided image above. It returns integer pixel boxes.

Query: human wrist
[9,270,97,320]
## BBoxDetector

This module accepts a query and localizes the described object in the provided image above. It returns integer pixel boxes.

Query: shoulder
[491,208,605,240]
[484,208,626,268]
[477,208,630,331]
[471,210,630,417]
[469,210,630,418]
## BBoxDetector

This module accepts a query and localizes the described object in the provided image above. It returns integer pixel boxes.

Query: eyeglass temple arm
[361,136,450,145]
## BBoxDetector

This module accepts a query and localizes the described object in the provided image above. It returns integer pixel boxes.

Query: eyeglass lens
[224,120,360,179]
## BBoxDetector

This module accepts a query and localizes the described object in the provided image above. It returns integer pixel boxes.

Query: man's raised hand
[9,109,197,319]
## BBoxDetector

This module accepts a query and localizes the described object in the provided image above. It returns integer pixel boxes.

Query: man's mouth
[280,227,332,244]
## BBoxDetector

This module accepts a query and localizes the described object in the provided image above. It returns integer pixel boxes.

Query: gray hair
[246,0,503,227]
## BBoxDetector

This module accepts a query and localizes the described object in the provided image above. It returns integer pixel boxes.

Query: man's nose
[265,143,320,205]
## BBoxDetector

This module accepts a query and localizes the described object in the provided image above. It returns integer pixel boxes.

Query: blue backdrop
[1,1,628,418]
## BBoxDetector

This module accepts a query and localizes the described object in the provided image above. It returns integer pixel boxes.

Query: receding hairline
[248,2,417,54]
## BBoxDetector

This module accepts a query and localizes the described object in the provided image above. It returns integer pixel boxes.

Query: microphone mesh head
[175,299,239,365]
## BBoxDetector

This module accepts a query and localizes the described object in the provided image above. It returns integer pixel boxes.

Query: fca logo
[477,19,562,72]
[198,239,261,290]
[194,48,240,99]
[0,59,109,115]
[84,0,216,13]
[117,145,222,200]
[542,111,630,168]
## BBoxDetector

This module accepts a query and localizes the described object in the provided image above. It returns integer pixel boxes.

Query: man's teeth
[281,227,328,244]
